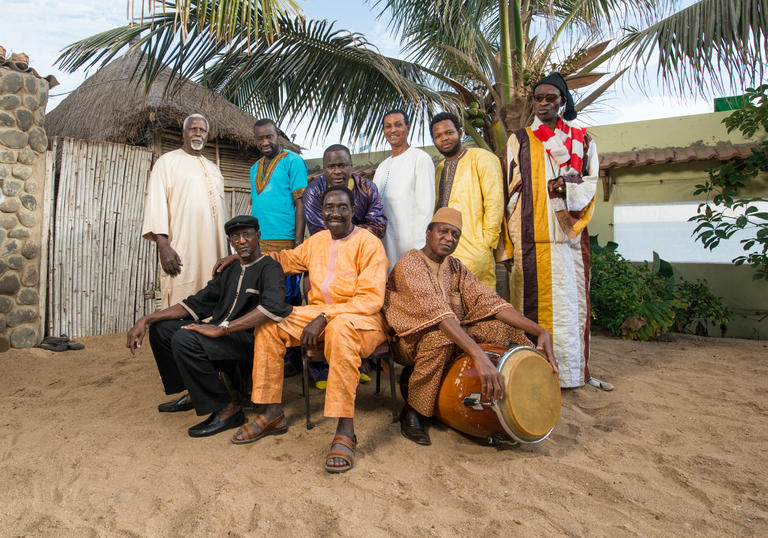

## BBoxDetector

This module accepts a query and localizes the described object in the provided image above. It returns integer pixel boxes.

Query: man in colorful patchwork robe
[502,72,609,390]
[431,112,504,289]
[383,207,556,445]
[304,144,387,239]
[232,186,389,474]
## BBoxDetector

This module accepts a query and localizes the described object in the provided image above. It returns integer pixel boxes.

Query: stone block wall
[0,60,49,351]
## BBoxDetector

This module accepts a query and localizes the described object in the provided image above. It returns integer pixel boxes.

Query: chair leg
[375,354,382,394]
[388,354,398,423]
[301,351,314,430]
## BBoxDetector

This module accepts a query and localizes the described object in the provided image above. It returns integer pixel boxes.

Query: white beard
[190,140,205,151]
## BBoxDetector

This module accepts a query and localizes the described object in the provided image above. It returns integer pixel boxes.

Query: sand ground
[0,332,766,536]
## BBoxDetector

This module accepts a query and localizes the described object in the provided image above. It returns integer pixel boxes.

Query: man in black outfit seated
[126,215,293,438]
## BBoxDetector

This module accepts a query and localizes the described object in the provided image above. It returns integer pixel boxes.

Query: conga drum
[434,344,561,443]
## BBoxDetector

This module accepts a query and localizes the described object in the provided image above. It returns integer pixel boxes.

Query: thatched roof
[46,51,299,152]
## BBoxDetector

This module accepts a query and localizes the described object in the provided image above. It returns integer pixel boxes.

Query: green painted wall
[589,112,767,340]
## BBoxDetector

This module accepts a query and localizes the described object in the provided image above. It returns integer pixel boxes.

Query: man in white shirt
[373,109,436,272]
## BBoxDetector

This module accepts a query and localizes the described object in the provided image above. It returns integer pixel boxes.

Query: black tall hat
[534,72,577,121]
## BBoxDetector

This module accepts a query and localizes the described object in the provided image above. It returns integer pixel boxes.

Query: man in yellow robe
[141,114,228,308]
[230,186,388,474]
[431,112,504,289]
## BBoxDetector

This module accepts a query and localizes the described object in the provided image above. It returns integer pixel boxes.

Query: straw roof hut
[46,50,300,189]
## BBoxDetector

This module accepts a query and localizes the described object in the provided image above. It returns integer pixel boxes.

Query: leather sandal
[230,413,287,445]
[324,434,357,474]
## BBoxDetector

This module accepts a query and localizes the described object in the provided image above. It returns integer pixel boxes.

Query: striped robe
[504,125,598,387]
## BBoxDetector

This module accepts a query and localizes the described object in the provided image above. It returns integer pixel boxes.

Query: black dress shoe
[158,394,194,413]
[188,410,246,438]
[400,409,431,446]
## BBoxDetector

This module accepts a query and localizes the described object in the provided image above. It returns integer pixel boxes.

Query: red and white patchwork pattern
[531,117,586,177]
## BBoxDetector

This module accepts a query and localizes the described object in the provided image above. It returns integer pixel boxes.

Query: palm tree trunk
[498,0,514,106]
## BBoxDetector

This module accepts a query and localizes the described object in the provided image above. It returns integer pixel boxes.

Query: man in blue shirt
[250,119,308,374]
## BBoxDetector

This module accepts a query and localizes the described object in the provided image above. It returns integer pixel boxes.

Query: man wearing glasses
[502,72,607,390]
[126,215,293,438]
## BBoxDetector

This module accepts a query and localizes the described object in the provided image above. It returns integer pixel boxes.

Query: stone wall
[0,58,49,351]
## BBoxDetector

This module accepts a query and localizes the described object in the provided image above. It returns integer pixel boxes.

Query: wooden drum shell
[434,344,561,443]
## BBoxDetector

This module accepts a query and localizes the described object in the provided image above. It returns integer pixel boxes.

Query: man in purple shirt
[304,144,387,239]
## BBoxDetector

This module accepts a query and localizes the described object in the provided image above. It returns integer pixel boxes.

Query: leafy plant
[591,237,732,339]
[673,279,732,336]
[690,84,768,280]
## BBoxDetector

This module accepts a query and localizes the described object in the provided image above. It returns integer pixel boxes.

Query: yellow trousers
[251,305,386,418]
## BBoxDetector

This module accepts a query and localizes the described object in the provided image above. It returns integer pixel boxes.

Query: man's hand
[472,351,505,403]
[547,177,566,198]
[301,315,327,349]
[535,328,558,374]
[126,318,149,355]
[158,243,183,276]
[212,253,239,277]
[182,324,226,339]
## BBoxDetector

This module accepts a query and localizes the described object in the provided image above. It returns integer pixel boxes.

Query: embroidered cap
[225,215,260,235]
[430,207,463,232]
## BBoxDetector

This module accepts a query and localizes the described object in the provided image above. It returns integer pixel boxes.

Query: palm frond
[201,18,452,143]
[130,0,301,44]
[620,0,768,94]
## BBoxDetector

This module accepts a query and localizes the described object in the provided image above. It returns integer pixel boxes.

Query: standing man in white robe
[373,109,435,272]
[142,114,229,308]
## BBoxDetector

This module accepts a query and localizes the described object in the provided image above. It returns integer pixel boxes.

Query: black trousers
[148,320,254,416]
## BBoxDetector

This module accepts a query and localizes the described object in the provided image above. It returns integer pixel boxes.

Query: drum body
[434,344,561,443]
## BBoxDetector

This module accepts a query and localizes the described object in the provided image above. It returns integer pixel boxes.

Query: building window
[613,201,768,264]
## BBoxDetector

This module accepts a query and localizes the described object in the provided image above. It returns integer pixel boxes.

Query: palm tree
[58,0,768,155]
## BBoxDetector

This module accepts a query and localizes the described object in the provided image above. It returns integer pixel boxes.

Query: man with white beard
[142,114,229,308]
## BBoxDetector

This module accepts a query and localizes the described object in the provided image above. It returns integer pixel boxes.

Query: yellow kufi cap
[430,207,463,231]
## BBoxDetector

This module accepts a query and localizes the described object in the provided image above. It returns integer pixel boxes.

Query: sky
[0,0,720,158]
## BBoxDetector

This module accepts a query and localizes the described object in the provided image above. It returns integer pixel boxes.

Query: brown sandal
[231,413,287,445]
[324,434,357,474]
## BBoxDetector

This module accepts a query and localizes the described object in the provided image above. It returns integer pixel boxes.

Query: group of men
[129,72,604,473]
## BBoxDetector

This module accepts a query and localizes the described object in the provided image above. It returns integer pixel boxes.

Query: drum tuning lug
[462,393,494,411]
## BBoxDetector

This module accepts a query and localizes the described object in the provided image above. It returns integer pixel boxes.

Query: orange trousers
[251,305,387,418]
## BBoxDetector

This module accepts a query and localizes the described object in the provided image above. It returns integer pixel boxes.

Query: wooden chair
[300,341,398,429]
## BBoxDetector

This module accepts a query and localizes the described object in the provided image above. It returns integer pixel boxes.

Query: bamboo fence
[47,137,158,338]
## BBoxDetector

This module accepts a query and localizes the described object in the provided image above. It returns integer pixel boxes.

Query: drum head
[496,347,561,443]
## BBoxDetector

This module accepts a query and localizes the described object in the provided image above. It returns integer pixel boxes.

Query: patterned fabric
[531,117,586,177]
[384,249,511,338]
[436,149,466,209]
[259,239,295,252]
[303,173,387,238]
[383,249,530,416]
[254,150,287,194]
[394,319,530,416]
[504,124,598,387]
[249,149,307,242]
[434,147,504,288]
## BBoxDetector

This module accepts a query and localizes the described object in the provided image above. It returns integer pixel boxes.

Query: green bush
[673,279,733,336]
[590,237,730,340]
